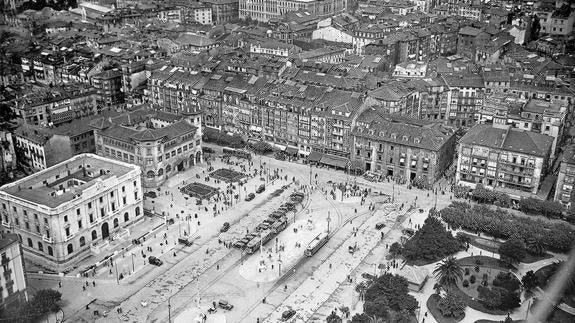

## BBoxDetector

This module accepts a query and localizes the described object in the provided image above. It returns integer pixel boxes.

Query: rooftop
[0,154,138,208]
[523,99,564,115]
[0,233,19,251]
[353,110,456,151]
[460,124,553,157]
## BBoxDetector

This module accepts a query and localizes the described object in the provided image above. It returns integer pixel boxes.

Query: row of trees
[472,185,512,208]
[518,197,564,219]
[351,274,418,323]
[0,289,62,323]
[202,128,245,148]
[397,216,465,263]
[440,203,574,252]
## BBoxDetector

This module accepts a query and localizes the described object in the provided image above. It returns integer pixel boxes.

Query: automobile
[233,240,247,249]
[256,184,265,193]
[148,256,163,266]
[263,218,275,226]
[178,238,193,246]
[290,192,304,198]
[282,203,296,211]
[255,223,270,232]
[144,191,157,198]
[281,309,296,321]
[218,300,234,310]
[245,193,256,201]
[375,222,386,230]
[220,222,230,232]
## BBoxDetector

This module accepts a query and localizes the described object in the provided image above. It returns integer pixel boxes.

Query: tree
[389,242,402,258]
[522,270,538,293]
[351,313,371,323]
[401,217,464,262]
[478,285,502,309]
[326,311,342,323]
[499,238,526,266]
[526,237,545,256]
[363,296,390,319]
[438,292,466,318]
[433,256,464,287]
[33,289,62,314]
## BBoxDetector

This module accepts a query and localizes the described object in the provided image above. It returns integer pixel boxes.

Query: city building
[13,124,74,171]
[554,144,575,204]
[0,233,28,309]
[456,124,554,199]
[535,3,574,36]
[239,0,346,22]
[506,99,567,159]
[91,107,202,188]
[91,69,124,109]
[202,0,239,25]
[0,154,143,271]
[351,110,457,185]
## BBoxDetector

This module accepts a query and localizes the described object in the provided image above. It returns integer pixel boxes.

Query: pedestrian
[424,312,428,317]
[83,286,86,292]
[217,264,220,270]
[92,281,96,287]
[58,281,62,288]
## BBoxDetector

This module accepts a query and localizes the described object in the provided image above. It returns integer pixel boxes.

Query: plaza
[23,143,572,323]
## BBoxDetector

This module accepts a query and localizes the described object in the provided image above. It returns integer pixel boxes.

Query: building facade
[554,144,575,205]
[239,0,346,22]
[456,124,553,199]
[14,124,74,171]
[91,107,203,188]
[351,110,456,185]
[0,154,143,271]
[0,233,28,309]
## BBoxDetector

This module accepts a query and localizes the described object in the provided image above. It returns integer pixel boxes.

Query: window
[36,225,40,233]
[27,238,33,248]
[48,246,53,256]
[76,209,80,216]
[122,196,127,205]
[80,236,86,247]
[110,191,114,198]
[99,197,103,203]
[135,192,139,200]
[88,202,92,209]
[124,212,129,222]
[67,244,73,255]
[100,208,105,217]
[122,186,125,193]
[113,218,119,228]
[65,227,70,237]
[25,222,30,230]
[89,213,94,223]
[38,242,43,252]
[92,230,97,240]
[78,220,83,229]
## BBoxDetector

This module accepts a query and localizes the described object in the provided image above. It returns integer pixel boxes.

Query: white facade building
[0,154,143,271]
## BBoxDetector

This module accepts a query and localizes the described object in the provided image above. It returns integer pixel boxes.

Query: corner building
[0,154,143,272]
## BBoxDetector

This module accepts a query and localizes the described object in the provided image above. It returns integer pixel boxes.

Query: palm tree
[434,256,464,287]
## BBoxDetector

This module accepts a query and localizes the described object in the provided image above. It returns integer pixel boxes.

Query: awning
[308,151,323,162]
[285,146,299,156]
[299,150,310,156]
[274,144,286,151]
[320,154,350,169]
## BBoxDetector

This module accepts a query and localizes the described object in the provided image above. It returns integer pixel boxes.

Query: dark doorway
[365,162,371,171]
[387,169,393,177]
[196,151,202,164]
[101,222,110,239]
[177,161,184,172]
[410,173,416,181]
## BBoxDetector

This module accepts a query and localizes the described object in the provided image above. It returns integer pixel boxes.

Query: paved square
[180,182,219,199]
[210,168,247,183]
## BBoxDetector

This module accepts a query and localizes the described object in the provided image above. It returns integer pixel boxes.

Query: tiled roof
[352,110,456,151]
[460,124,552,157]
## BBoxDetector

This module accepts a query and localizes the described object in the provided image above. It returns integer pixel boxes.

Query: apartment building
[13,124,73,171]
[91,107,202,188]
[0,154,143,271]
[506,99,566,159]
[351,110,456,184]
[91,69,124,109]
[239,0,346,22]
[554,144,575,204]
[0,233,28,309]
[456,124,553,199]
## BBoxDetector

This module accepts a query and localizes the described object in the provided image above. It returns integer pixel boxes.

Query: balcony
[64,234,75,242]
[1,256,10,265]
[1,220,10,228]
[42,235,54,243]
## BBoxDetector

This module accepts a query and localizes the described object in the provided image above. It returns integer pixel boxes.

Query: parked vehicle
[375,222,386,230]
[218,300,234,310]
[256,185,265,193]
[233,240,247,249]
[148,256,163,266]
[245,193,256,201]
[220,222,230,232]
[178,238,193,246]
[144,191,157,198]
[281,309,296,321]
[255,223,270,232]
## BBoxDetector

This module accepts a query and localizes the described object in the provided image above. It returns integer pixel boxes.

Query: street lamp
[327,212,331,235]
